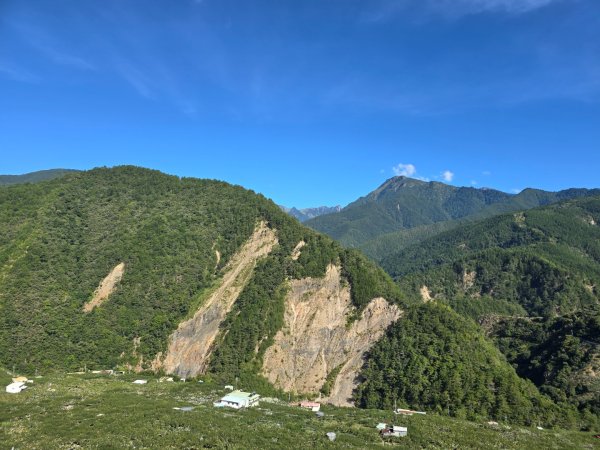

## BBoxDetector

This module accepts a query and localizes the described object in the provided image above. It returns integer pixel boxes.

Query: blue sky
[1,0,599,208]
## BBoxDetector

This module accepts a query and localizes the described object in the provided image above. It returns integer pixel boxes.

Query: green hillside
[0,166,400,381]
[381,197,600,422]
[306,176,600,254]
[382,197,600,285]
[355,303,574,428]
[488,312,600,421]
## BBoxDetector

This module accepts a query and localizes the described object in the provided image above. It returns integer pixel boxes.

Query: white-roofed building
[213,390,260,409]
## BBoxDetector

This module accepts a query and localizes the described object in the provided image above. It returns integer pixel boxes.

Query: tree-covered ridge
[0,166,402,379]
[383,197,600,279]
[0,169,78,186]
[306,175,600,252]
[398,246,599,318]
[355,303,579,428]
[383,197,600,320]
[378,197,600,426]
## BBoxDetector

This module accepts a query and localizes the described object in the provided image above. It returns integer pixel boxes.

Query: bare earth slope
[83,262,125,313]
[160,222,278,378]
[262,264,401,406]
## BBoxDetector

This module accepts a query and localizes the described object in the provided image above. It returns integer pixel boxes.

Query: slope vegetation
[381,197,600,425]
[161,222,278,378]
[356,303,573,427]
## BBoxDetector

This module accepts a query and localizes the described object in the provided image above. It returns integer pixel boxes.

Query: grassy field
[1,370,598,449]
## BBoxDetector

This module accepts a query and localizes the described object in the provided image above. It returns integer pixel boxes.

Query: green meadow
[1,370,597,449]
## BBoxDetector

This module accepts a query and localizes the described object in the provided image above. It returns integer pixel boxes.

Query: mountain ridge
[306,175,600,251]
[280,204,342,222]
[0,169,79,186]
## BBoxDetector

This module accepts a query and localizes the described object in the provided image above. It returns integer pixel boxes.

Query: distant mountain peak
[280,204,342,222]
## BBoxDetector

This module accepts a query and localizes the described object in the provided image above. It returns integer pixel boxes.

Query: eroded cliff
[262,264,401,406]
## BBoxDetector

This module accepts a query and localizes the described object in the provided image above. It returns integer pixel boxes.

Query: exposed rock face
[463,270,476,290]
[262,264,401,407]
[160,221,278,378]
[83,262,125,312]
[420,285,432,302]
[291,240,305,261]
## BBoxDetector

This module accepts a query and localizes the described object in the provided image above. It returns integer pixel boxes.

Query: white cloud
[510,188,522,194]
[442,170,454,182]
[440,0,560,15]
[471,180,478,185]
[115,61,155,99]
[365,0,565,22]
[482,170,492,176]
[392,163,417,177]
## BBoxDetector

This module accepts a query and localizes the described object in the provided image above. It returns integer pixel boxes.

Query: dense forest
[376,197,600,428]
[355,303,582,428]
[488,310,600,422]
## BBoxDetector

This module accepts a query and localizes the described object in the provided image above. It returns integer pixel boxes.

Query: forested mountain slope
[306,176,600,255]
[0,166,590,427]
[381,197,600,423]
[0,167,400,389]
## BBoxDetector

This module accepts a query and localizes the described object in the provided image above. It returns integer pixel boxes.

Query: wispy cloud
[0,61,39,83]
[7,20,94,71]
[392,163,417,177]
[433,0,561,15]
[115,61,155,99]
[364,0,568,22]
[442,170,454,182]
[40,46,94,71]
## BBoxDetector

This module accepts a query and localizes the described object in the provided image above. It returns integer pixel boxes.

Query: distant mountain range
[0,169,79,186]
[306,176,600,258]
[280,205,341,222]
